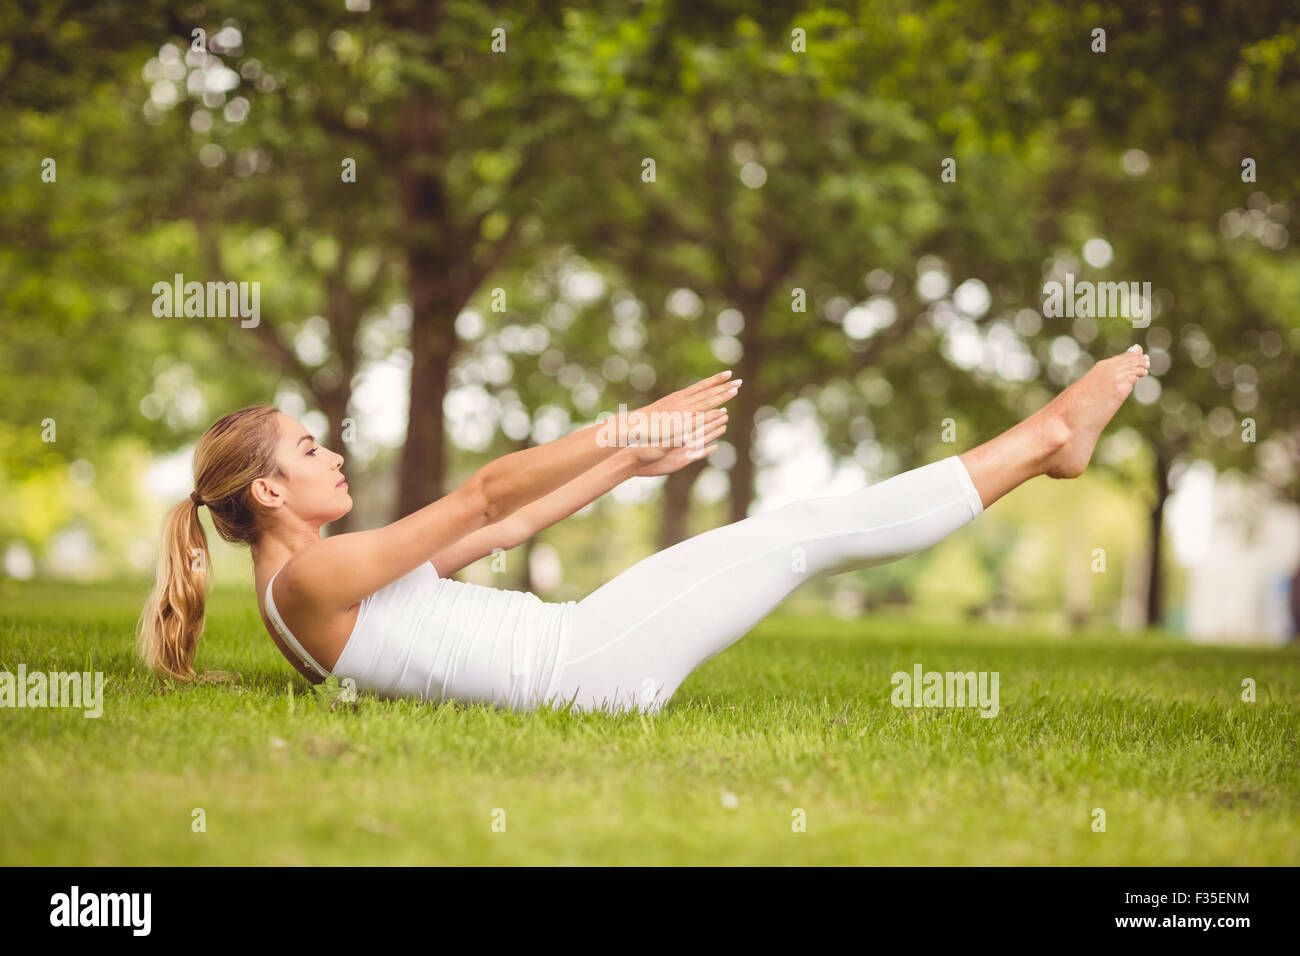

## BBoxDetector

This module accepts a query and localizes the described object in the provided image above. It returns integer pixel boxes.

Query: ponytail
[137,495,211,681]
[136,404,283,683]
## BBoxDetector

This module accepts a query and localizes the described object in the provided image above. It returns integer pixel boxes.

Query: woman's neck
[251,526,323,578]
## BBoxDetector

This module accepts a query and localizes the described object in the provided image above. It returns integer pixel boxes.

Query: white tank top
[264,561,576,711]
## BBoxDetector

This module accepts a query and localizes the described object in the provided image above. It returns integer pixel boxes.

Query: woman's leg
[552,347,1150,714]
[553,454,985,714]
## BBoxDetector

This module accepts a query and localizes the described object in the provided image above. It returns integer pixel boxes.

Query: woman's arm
[280,372,737,612]
[430,447,642,576]
[431,400,734,576]
[477,371,737,524]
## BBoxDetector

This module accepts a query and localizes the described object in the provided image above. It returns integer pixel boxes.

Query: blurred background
[2,0,1298,644]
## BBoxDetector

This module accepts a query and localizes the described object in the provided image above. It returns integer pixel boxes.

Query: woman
[138,347,1150,714]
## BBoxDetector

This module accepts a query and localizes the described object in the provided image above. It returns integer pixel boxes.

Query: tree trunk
[320,271,359,532]
[398,291,454,516]
[1145,445,1171,629]
[657,457,708,550]
[722,374,759,522]
[394,98,458,518]
[727,338,763,524]
[319,383,356,533]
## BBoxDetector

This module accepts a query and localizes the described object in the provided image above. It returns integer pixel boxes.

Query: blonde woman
[138,348,1149,714]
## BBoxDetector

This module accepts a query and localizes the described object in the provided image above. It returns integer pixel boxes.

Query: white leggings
[551,454,985,714]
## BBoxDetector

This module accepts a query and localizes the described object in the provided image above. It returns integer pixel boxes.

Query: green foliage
[2,0,1297,603]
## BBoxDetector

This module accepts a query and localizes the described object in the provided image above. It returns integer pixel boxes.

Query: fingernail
[721,370,732,378]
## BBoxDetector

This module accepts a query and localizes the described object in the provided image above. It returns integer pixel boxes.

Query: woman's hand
[629,415,728,476]
[627,371,740,476]
[631,370,740,446]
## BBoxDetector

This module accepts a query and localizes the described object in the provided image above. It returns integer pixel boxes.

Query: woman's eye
[307,447,319,456]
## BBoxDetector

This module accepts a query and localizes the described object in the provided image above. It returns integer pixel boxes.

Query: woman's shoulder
[266,550,438,614]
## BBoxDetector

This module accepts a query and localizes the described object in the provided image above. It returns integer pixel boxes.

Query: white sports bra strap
[264,571,332,679]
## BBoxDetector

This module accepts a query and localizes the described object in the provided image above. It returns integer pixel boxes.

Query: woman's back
[262,560,577,711]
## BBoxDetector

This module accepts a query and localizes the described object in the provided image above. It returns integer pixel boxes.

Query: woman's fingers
[678,372,725,398]
[686,435,722,458]
[647,373,740,439]
[653,408,725,447]
[688,412,728,446]
[711,378,742,400]
[680,412,724,444]
[683,370,736,399]
[682,410,728,458]
[702,411,729,434]
[670,410,721,446]
[690,379,742,410]
[661,371,742,416]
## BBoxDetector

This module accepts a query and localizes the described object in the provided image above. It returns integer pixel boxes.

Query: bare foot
[1035,345,1150,479]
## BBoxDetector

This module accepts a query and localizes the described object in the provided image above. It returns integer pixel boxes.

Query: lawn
[2,580,1297,865]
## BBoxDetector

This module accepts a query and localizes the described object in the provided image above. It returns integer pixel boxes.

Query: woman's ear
[249,476,284,510]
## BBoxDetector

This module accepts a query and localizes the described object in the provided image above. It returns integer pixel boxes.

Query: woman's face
[262,412,351,524]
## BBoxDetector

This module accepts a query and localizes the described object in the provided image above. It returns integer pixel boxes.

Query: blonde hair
[137,405,284,681]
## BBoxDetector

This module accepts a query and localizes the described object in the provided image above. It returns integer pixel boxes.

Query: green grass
[2,580,1298,865]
